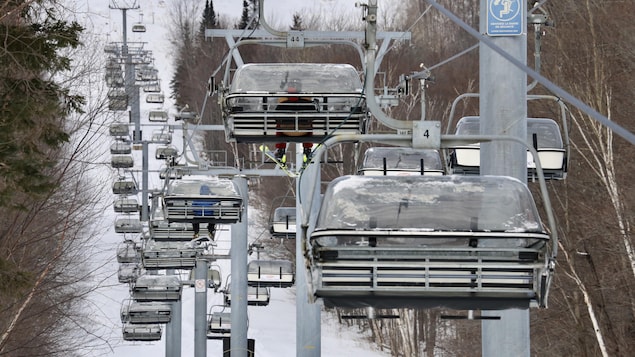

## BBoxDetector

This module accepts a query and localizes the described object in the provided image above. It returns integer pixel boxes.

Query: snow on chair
[162,178,242,224]
[120,299,171,324]
[116,239,141,263]
[118,262,143,284]
[131,274,182,302]
[358,147,445,176]
[309,175,554,310]
[141,238,199,270]
[110,141,131,154]
[220,63,368,143]
[114,216,143,234]
[113,197,139,213]
[448,116,567,179]
[149,219,195,241]
[247,259,295,288]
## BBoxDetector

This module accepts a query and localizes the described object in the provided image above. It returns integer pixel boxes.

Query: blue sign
[487,0,523,36]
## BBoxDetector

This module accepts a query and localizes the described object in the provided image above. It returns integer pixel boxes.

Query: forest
[1,0,634,356]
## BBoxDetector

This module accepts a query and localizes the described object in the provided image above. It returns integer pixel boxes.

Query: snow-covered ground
[72,0,392,355]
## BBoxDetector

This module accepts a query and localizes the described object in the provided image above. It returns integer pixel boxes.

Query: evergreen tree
[237,0,258,30]
[0,2,84,208]
[290,12,304,31]
[199,0,217,35]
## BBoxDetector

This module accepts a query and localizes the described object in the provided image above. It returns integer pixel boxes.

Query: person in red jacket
[274,78,316,165]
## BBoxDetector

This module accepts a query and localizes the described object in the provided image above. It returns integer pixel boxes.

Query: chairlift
[116,239,141,263]
[148,110,168,122]
[109,122,129,137]
[159,167,184,180]
[151,128,172,144]
[247,259,295,288]
[162,178,243,224]
[143,83,161,93]
[114,197,139,213]
[111,155,134,169]
[445,95,569,180]
[121,300,171,324]
[155,146,178,160]
[110,141,131,155]
[146,93,164,104]
[132,23,146,33]
[118,262,143,284]
[106,73,125,88]
[112,179,137,195]
[309,175,555,310]
[104,43,119,54]
[207,309,231,340]
[224,284,270,306]
[141,239,199,270]
[131,274,182,302]
[114,217,143,234]
[122,323,162,341]
[187,266,222,291]
[268,207,296,238]
[358,147,445,176]
[220,63,368,143]
[108,89,128,111]
[149,220,195,241]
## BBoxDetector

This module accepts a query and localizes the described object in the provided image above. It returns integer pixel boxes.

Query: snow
[70,0,391,355]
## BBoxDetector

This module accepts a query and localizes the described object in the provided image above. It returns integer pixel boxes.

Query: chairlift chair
[112,179,138,195]
[220,63,368,143]
[111,155,134,169]
[187,267,222,291]
[118,262,143,284]
[269,207,297,238]
[151,128,172,144]
[114,217,143,234]
[162,178,243,224]
[224,284,270,306]
[114,197,139,213]
[207,311,231,340]
[159,167,184,180]
[148,110,169,122]
[109,122,129,137]
[141,239,199,270]
[149,220,195,241]
[247,259,295,288]
[448,116,567,179]
[132,23,146,33]
[146,93,165,104]
[358,147,445,176]
[122,323,162,341]
[121,300,171,324]
[131,274,182,302]
[309,175,554,310]
[116,239,141,263]
[108,89,128,111]
[110,141,132,155]
[155,146,178,160]
[143,83,161,93]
